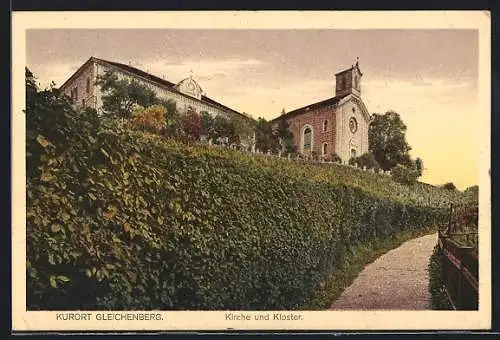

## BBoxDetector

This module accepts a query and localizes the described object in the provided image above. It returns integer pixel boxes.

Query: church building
[59,56,253,123]
[271,60,372,163]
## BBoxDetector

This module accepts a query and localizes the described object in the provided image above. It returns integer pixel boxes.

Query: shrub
[442,182,457,191]
[311,151,319,161]
[180,109,205,141]
[391,164,420,185]
[354,152,380,170]
[128,105,167,133]
[464,185,479,204]
[330,152,342,164]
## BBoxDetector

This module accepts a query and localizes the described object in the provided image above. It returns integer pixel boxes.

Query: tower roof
[334,58,363,76]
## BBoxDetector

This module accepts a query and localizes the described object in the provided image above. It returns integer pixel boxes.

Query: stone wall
[61,62,96,110]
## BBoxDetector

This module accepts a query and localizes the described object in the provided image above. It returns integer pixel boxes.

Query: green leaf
[49,275,57,288]
[100,148,110,159]
[36,134,52,148]
[51,224,61,233]
[40,170,54,182]
[57,275,70,282]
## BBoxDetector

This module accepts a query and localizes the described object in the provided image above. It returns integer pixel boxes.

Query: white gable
[335,94,371,162]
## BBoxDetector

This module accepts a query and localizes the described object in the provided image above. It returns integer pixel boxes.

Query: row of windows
[300,120,329,135]
[303,127,357,158]
[308,142,357,158]
[303,128,330,155]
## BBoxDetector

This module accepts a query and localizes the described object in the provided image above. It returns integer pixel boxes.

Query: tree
[25,69,101,180]
[369,111,412,171]
[200,111,216,142]
[181,109,205,141]
[464,185,479,201]
[230,114,255,146]
[95,70,159,118]
[128,105,167,134]
[442,182,457,191]
[353,152,380,170]
[391,164,419,185]
[159,100,183,138]
[255,117,278,152]
[25,67,38,109]
[212,115,237,145]
[415,157,424,177]
[274,118,294,153]
[464,185,478,195]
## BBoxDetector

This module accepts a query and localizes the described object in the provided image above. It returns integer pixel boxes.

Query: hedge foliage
[391,164,421,185]
[428,245,454,310]
[26,82,467,310]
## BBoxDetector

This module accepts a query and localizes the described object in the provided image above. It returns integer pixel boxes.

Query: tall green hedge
[26,86,454,310]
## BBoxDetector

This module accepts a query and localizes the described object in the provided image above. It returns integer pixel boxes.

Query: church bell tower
[335,58,362,98]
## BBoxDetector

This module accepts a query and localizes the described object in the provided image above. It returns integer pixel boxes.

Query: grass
[304,226,438,310]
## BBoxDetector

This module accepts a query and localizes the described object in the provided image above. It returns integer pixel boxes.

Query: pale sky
[26,29,479,190]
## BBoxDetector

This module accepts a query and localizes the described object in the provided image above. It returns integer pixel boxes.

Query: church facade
[270,61,372,163]
[59,56,252,122]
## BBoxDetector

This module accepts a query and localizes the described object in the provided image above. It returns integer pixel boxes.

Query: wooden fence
[438,203,479,310]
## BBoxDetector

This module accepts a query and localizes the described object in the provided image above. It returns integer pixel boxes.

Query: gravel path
[330,233,438,310]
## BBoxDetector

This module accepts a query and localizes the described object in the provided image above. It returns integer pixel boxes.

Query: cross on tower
[189,69,194,78]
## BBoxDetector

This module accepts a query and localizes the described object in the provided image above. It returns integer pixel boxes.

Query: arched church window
[303,127,312,151]
[322,143,328,156]
[323,120,328,132]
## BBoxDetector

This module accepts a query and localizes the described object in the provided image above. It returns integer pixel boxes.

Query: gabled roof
[59,56,254,121]
[269,94,348,123]
[96,57,177,88]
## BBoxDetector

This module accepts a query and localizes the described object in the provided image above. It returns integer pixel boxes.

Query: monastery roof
[98,58,177,88]
[60,56,253,121]
[269,93,349,123]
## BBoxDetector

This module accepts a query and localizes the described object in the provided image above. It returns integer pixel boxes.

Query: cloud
[31,57,266,92]
[139,58,265,84]
[212,79,334,118]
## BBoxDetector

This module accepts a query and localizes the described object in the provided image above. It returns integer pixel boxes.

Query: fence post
[449,203,455,234]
